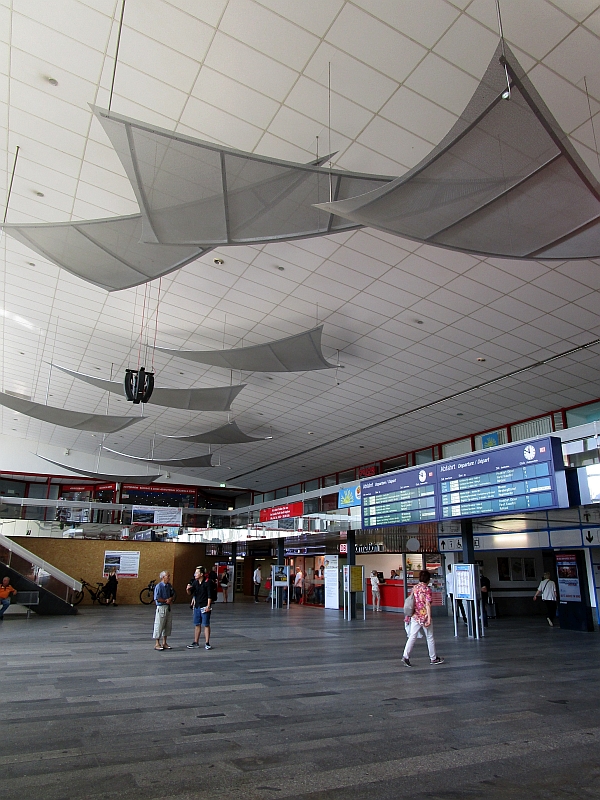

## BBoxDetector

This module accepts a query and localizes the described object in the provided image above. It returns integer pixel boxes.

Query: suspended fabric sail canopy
[161,420,267,444]
[39,456,162,483]
[93,106,393,246]
[314,44,600,260]
[1,214,211,292]
[0,390,139,433]
[156,326,336,372]
[103,448,213,468]
[53,365,246,411]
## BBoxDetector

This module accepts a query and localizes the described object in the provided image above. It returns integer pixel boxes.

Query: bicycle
[73,579,111,606]
[139,579,177,605]
[139,579,156,605]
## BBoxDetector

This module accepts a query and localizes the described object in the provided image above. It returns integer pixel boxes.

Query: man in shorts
[186,567,217,650]
[153,571,174,650]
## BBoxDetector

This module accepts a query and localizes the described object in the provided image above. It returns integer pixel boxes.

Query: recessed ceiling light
[265,435,273,440]
[91,434,96,437]
[27,262,35,267]
[257,413,264,416]
[35,191,45,197]
[213,257,224,265]
[179,371,184,375]
[414,319,424,325]
[307,431,314,435]
[477,357,486,362]
[359,445,364,448]
[457,413,463,416]
[19,351,24,355]
[276,265,284,271]
[47,77,59,86]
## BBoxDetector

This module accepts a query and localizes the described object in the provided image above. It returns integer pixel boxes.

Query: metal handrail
[0,532,82,591]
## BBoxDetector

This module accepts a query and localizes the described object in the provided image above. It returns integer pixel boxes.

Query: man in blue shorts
[186,567,217,650]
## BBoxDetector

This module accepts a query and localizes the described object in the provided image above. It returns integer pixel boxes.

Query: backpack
[403,589,415,617]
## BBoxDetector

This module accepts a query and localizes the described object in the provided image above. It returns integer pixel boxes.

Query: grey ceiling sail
[161,420,267,444]
[39,456,162,483]
[314,43,600,260]
[92,105,394,246]
[0,390,139,433]
[52,365,246,411]
[103,448,213,468]
[1,214,211,292]
[156,325,336,372]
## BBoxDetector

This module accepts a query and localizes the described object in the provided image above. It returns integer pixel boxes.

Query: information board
[362,437,567,529]
[103,550,140,578]
[361,465,437,527]
[556,553,581,602]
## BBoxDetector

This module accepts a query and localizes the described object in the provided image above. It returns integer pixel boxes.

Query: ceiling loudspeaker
[124,367,154,404]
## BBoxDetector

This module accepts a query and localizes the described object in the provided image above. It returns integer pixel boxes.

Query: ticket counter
[366,579,405,613]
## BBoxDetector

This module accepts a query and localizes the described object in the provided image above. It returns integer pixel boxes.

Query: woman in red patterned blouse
[402,570,444,667]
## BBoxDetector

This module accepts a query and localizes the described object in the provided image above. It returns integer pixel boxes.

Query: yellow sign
[349,565,363,593]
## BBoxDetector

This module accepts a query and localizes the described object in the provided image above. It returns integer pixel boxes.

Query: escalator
[0,533,80,615]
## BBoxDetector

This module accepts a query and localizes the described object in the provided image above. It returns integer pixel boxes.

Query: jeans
[403,618,436,660]
[0,598,11,618]
[254,582,260,601]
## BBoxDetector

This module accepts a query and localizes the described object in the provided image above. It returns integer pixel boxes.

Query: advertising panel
[324,554,339,609]
[103,550,140,578]
[338,485,361,508]
[272,565,290,586]
[556,553,581,602]
[131,506,183,525]
[259,502,303,522]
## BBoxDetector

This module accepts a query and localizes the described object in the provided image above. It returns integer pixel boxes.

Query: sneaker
[401,657,412,667]
[430,657,445,665]
[205,644,212,650]
[186,642,200,649]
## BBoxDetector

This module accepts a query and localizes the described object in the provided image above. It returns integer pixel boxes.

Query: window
[303,498,319,514]
[322,475,337,488]
[382,455,408,473]
[263,491,275,502]
[511,416,552,442]
[304,479,319,492]
[253,493,263,505]
[275,487,287,500]
[498,556,536,582]
[442,437,472,458]
[287,484,301,497]
[338,469,355,483]
[497,557,510,581]
[567,401,600,427]
[415,448,433,465]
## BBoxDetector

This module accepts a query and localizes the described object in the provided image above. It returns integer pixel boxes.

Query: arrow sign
[586,531,594,543]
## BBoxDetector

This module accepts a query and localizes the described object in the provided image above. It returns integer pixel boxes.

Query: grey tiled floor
[1,601,600,799]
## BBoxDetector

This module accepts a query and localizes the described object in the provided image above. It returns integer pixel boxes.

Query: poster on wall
[556,553,581,602]
[103,550,140,578]
[324,554,339,609]
[132,506,183,525]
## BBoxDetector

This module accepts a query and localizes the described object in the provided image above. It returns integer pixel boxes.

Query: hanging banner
[131,506,183,525]
[103,550,140,578]
[259,502,303,522]
[338,485,361,508]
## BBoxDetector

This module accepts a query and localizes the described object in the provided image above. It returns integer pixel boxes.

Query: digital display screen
[361,437,568,529]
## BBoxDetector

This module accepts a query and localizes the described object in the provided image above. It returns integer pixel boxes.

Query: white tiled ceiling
[2,0,600,491]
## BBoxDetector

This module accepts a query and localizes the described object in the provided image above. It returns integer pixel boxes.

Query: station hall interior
[3,1,600,798]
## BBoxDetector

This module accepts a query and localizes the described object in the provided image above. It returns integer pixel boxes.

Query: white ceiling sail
[39,456,162,483]
[92,106,394,246]
[0,390,139,433]
[103,447,213,468]
[1,214,211,292]
[156,325,336,372]
[53,365,246,411]
[161,421,267,444]
[314,44,600,260]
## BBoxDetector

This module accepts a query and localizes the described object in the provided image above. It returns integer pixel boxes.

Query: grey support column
[347,530,356,620]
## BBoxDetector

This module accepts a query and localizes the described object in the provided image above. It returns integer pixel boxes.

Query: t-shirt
[253,569,261,584]
[412,582,432,624]
[446,570,454,595]
[0,584,16,600]
[538,578,557,601]
[294,571,303,587]
[154,581,173,604]
[370,575,380,593]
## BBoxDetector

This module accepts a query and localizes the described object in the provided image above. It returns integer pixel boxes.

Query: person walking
[534,571,558,626]
[370,570,381,612]
[186,567,217,650]
[0,576,17,620]
[253,565,262,603]
[153,571,175,650]
[480,571,491,628]
[294,568,304,604]
[446,564,467,624]
[220,568,230,603]
[402,570,444,667]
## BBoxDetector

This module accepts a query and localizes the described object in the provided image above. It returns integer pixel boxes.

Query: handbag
[403,589,415,617]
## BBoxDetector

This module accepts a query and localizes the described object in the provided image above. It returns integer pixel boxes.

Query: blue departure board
[361,437,568,529]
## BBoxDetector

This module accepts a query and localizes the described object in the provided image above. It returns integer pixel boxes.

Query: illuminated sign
[259,501,304,522]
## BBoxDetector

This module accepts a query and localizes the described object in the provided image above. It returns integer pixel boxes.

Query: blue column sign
[361,437,568,529]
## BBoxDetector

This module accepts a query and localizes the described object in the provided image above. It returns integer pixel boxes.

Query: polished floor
[1,600,600,800]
